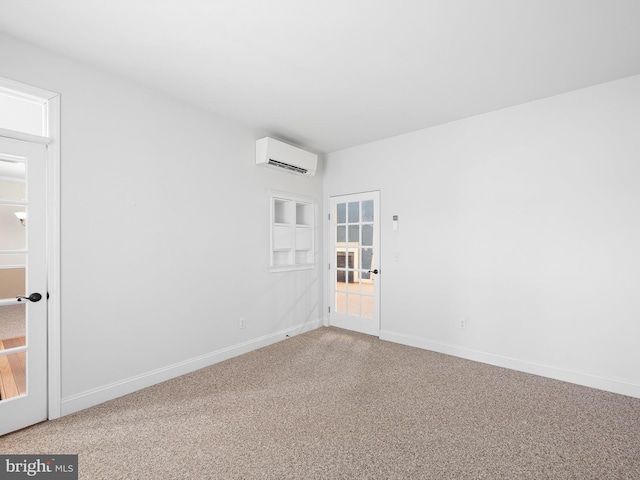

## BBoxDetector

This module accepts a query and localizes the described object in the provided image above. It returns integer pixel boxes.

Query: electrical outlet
[239,317,246,329]
[459,318,467,330]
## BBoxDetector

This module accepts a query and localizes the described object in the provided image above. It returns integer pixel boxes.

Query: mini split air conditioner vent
[256,137,317,176]
[267,158,308,175]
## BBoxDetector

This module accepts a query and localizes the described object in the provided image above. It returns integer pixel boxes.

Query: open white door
[0,136,48,435]
[329,191,380,336]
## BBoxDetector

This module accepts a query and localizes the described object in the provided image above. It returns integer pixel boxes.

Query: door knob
[16,293,42,303]
[368,269,379,275]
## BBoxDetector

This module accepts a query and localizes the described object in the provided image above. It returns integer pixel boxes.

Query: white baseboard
[61,319,323,416]
[380,329,640,399]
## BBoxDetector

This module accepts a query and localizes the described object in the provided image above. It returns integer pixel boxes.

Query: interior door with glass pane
[329,191,380,336]
[0,136,47,436]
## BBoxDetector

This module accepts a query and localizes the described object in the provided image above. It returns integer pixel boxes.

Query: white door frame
[0,77,61,420]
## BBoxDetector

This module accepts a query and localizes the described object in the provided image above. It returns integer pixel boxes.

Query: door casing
[0,77,61,422]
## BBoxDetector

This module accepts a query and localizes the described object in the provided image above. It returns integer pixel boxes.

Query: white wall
[2,28,637,413]
[0,32,324,413]
[324,75,640,398]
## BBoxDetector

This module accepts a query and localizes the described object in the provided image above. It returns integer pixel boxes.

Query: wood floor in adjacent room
[0,336,26,400]
[1,327,639,479]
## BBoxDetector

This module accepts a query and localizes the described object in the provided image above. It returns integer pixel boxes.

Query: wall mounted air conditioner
[256,137,317,177]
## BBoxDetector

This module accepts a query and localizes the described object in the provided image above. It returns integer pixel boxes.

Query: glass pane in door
[360,274,375,296]
[336,248,348,269]
[0,304,26,348]
[337,203,346,224]
[346,273,360,293]
[0,265,25,294]
[335,291,347,314]
[362,225,373,246]
[361,248,373,272]
[348,202,359,223]
[0,159,26,202]
[0,205,26,250]
[0,303,27,401]
[347,294,360,316]
[361,295,374,319]
[361,200,374,222]
[0,351,27,400]
[348,225,359,243]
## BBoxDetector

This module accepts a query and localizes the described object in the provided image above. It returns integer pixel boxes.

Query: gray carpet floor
[1,327,639,479]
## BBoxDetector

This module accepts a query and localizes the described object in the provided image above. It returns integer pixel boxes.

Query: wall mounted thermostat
[392,215,398,231]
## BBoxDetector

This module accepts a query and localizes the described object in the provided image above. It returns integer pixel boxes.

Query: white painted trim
[0,77,59,102]
[268,189,316,204]
[0,200,27,207]
[46,94,62,419]
[269,264,315,273]
[380,330,640,399]
[0,298,21,307]
[60,319,323,416]
[0,127,51,145]
[0,345,27,355]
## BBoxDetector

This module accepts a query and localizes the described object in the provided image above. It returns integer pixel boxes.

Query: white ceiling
[1,0,640,153]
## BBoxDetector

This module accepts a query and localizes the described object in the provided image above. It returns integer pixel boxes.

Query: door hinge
[328,213,330,221]
[328,306,331,313]
[328,263,330,270]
